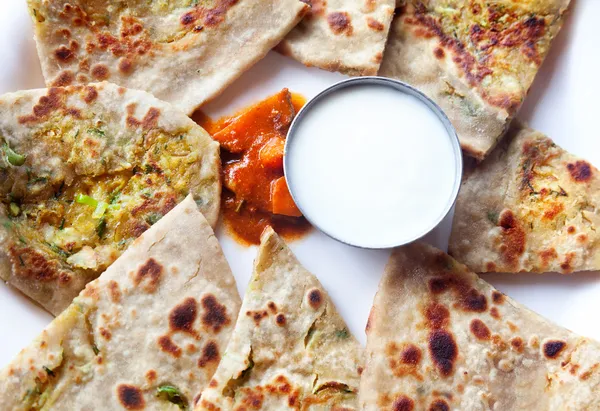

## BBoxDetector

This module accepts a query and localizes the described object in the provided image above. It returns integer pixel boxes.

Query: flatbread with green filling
[449,124,600,274]
[0,82,220,315]
[379,0,571,159]
[360,242,600,410]
[26,0,309,114]
[196,227,363,410]
[0,196,241,411]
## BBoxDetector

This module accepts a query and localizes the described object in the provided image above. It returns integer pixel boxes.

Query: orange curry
[195,89,312,245]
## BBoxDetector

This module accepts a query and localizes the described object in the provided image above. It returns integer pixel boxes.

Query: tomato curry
[195,89,312,245]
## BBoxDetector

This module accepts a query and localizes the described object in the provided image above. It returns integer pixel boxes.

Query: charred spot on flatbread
[51,70,75,86]
[567,161,592,182]
[99,327,112,340]
[327,12,353,35]
[307,288,323,309]
[133,258,163,293]
[169,297,198,334]
[8,246,62,282]
[386,342,423,380]
[201,294,230,333]
[498,209,526,270]
[17,87,68,124]
[492,291,505,304]
[145,370,157,384]
[125,104,162,130]
[428,330,458,377]
[543,340,567,359]
[276,313,287,326]
[108,280,122,303]
[424,302,450,329]
[198,341,220,368]
[90,64,110,80]
[469,319,491,341]
[82,85,98,103]
[246,309,268,325]
[510,337,525,353]
[427,277,487,313]
[367,17,385,31]
[117,384,145,410]
[391,395,415,411]
[158,335,182,358]
[429,399,450,411]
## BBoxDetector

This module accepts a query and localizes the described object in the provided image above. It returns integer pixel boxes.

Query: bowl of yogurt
[284,77,462,249]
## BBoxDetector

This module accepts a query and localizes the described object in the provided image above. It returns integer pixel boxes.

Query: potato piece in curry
[0,82,220,315]
[195,89,311,245]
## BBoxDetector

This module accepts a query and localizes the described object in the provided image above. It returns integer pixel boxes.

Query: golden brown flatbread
[27,0,308,114]
[449,124,600,274]
[0,82,220,315]
[360,242,600,410]
[278,0,395,76]
[0,196,241,410]
[379,0,571,159]
[196,227,363,410]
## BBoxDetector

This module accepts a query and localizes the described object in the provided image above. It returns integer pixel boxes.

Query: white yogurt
[284,80,461,248]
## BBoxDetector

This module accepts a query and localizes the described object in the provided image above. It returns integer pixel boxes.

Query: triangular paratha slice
[360,242,600,410]
[278,0,395,76]
[196,227,363,410]
[26,0,309,114]
[379,1,570,159]
[0,82,220,315]
[449,124,600,274]
[0,196,241,410]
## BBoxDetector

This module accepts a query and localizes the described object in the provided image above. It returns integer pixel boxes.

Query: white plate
[1,1,600,368]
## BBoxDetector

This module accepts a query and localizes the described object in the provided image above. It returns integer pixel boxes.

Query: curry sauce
[195,89,311,245]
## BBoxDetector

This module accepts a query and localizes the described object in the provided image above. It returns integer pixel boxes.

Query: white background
[1,1,599,368]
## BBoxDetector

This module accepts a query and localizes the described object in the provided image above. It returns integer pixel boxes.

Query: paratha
[0,195,241,410]
[26,0,309,114]
[0,82,220,315]
[360,242,600,410]
[196,227,363,410]
[449,124,600,274]
[277,0,395,76]
[379,0,571,160]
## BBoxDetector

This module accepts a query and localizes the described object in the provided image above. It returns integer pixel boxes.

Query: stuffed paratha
[0,82,220,315]
[0,196,241,411]
[27,0,309,114]
[278,0,395,76]
[196,227,363,410]
[360,242,600,410]
[379,0,571,160]
[449,124,600,274]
